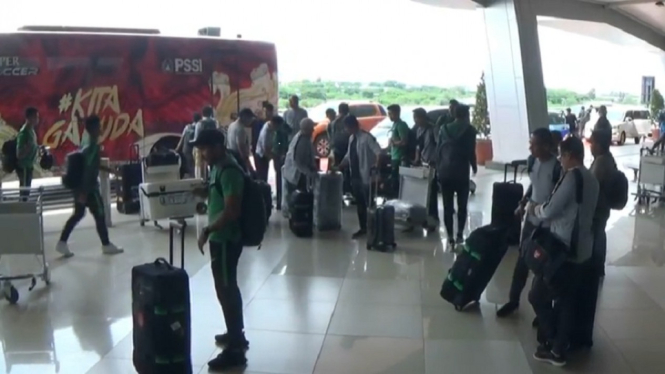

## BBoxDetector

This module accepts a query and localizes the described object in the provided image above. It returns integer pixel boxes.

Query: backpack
[526,155,562,184]
[214,164,267,247]
[605,168,629,210]
[199,118,218,131]
[1,138,18,173]
[61,151,85,189]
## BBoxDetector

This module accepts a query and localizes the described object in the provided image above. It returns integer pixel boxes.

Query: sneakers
[207,348,247,371]
[533,347,567,367]
[455,236,465,252]
[496,301,519,317]
[102,243,124,255]
[214,333,250,350]
[55,241,74,258]
[352,229,367,240]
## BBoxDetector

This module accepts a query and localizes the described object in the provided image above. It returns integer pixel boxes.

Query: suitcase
[491,161,525,245]
[144,151,180,167]
[289,189,313,237]
[440,225,509,311]
[313,171,343,231]
[132,222,192,374]
[117,163,142,214]
[384,200,427,227]
[256,179,272,223]
[367,171,396,251]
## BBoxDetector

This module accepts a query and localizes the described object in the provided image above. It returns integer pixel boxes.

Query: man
[325,108,336,123]
[436,105,477,248]
[190,129,248,371]
[593,105,612,135]
[435,99,460,130]
[387,104,410,197]
[194,106,219,179]
[527,136,599,367]
[412,108,439,229]
[16,107,40,200]
[255,115,283,182]
[283,95,308,140]
[55,116,124,257]
[328,103,350,165]
[272,114,290,210]
[175,113,201,178]
[497,128,561,318]
[283,118,318,192]
[226,108,256,174]
[565,108,578,136]
[589,129,616,277]
[337,115,382,239]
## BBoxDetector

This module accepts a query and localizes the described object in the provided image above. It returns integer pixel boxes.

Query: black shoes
[352,229,367,240]
[533,345,566,367]
[207,348,247,371]
[496,302,519,317]
[214,333,249,350]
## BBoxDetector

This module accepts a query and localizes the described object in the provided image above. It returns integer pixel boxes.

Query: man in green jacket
[15,107,40,200]
[388,104,410,197]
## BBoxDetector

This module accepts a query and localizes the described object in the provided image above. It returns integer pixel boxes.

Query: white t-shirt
[226,120,250,157]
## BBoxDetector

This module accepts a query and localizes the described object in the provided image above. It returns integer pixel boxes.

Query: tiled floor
[1,144,665,374]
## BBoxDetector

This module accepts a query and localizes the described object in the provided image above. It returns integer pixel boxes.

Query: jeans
[60,189,110,245]
[439,177,470,239]
[508,220,537,303]
[209,239,245,345]
[529,262,582,354]
[15,167,33,200]
[351,179,370,231]
[592,218,608,276]
[427,173,439,221]
[254,155,270,182]
[333,149,351,195]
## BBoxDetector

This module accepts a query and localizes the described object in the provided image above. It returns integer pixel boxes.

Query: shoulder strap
[552,159,562,184]
[213,162,246,197]
[569,168,584,256]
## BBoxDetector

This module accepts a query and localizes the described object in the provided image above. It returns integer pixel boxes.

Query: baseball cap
[190,129,226,148]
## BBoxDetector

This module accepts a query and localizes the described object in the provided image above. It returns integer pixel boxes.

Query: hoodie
[436,120,477,180]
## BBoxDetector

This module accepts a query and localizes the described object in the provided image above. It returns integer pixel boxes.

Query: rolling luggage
[383,200,427,227]
[118,145,143,214]
[367,170,396,251]
[313,171,343,231]
[289,189,314,238]
[132,222,192,374]
[257,180,273,223]
[491,161,525,246]
[440,225,509,311]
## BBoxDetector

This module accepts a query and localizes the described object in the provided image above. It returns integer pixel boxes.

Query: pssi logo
[162,58,203,74]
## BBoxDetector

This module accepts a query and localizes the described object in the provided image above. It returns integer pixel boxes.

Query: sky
[2,0,664,94]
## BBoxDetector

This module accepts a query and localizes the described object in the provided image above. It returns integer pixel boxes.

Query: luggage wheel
[2,282,18,304]
[153,221,164,230]
[454,304,464,312]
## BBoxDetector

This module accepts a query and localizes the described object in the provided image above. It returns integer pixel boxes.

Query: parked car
[583,106,652,145]
[548,111,570,138]
[309,101,387,157]
[370,107,449,150]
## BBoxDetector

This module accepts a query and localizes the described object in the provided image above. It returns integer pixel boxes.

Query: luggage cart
[635,148,665,206]
[0,186,50,304]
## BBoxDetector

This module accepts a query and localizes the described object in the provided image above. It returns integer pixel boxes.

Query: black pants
[508,220,537,303]
[274,157,284,209]
[210,240,245,344]
[60,189,110,245]
[333,149,351,195]
[15,167,33,200]
[255,155,270,182]
[390,161,402,198]
[351,179,369,231]
[427,173,439,221]
[592,218,608,276]
[439,177,470,239]
[529,262,582,354]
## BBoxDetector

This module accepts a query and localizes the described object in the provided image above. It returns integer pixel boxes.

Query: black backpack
[214,165,267,247]
[437,124,469,174]
[605,168,629,210]
[61,151,85,189]
[1,138,18,173]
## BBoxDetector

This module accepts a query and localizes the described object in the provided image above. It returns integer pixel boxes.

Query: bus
[0,26,278,176]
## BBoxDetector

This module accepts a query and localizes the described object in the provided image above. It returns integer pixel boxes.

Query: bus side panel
[208,41,278,126]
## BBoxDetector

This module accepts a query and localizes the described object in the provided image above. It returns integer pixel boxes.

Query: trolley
[635,147,665,206]
[0,186,50,304]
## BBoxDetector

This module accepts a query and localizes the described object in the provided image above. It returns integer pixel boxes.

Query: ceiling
[581,0,665,35]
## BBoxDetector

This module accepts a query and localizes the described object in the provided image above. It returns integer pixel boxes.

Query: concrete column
[482,0,548,164]
[100,158,113,227]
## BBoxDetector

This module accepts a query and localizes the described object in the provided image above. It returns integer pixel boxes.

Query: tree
[650,88,664,120]
[472,73,490,136]
[587,88,596,100]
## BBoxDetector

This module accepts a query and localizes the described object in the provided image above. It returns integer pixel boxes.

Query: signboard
[642,76,655,105]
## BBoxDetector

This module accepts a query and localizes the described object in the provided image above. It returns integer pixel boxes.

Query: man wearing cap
[226,108,256,174]
[190,129,249,371]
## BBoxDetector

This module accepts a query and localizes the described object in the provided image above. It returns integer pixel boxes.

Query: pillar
[481,0,548,164]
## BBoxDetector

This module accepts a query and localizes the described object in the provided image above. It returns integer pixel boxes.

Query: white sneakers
[55,242,124,257]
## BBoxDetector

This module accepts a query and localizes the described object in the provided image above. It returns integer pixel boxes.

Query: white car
[583,107,652,145]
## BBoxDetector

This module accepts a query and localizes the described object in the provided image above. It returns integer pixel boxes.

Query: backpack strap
[212,162,247,198]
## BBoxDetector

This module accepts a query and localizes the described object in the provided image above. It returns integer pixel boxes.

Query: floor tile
[425,339,531,374]
[328,303,423,339]
[252,275,344,302]
[337,278,421,305]
[243,298,336,334]
[314,335,425,374]
[422,304,519,341]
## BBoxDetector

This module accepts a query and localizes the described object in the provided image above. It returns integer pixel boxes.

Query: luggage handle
[168,221,186,268]
[154,257,174,269]
[504,160,527,183]
[369,167,380,208]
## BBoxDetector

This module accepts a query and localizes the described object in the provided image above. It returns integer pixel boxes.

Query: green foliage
[472,73,489,137]
[650,89,664,120]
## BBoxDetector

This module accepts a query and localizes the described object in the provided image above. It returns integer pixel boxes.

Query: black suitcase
[257,180,272,223]
[491,161,525,246]
[367,173,396,251]
[440,225,509,311]
[132,222,192,374]
[117,163,142,214]
[289,189,313,237]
